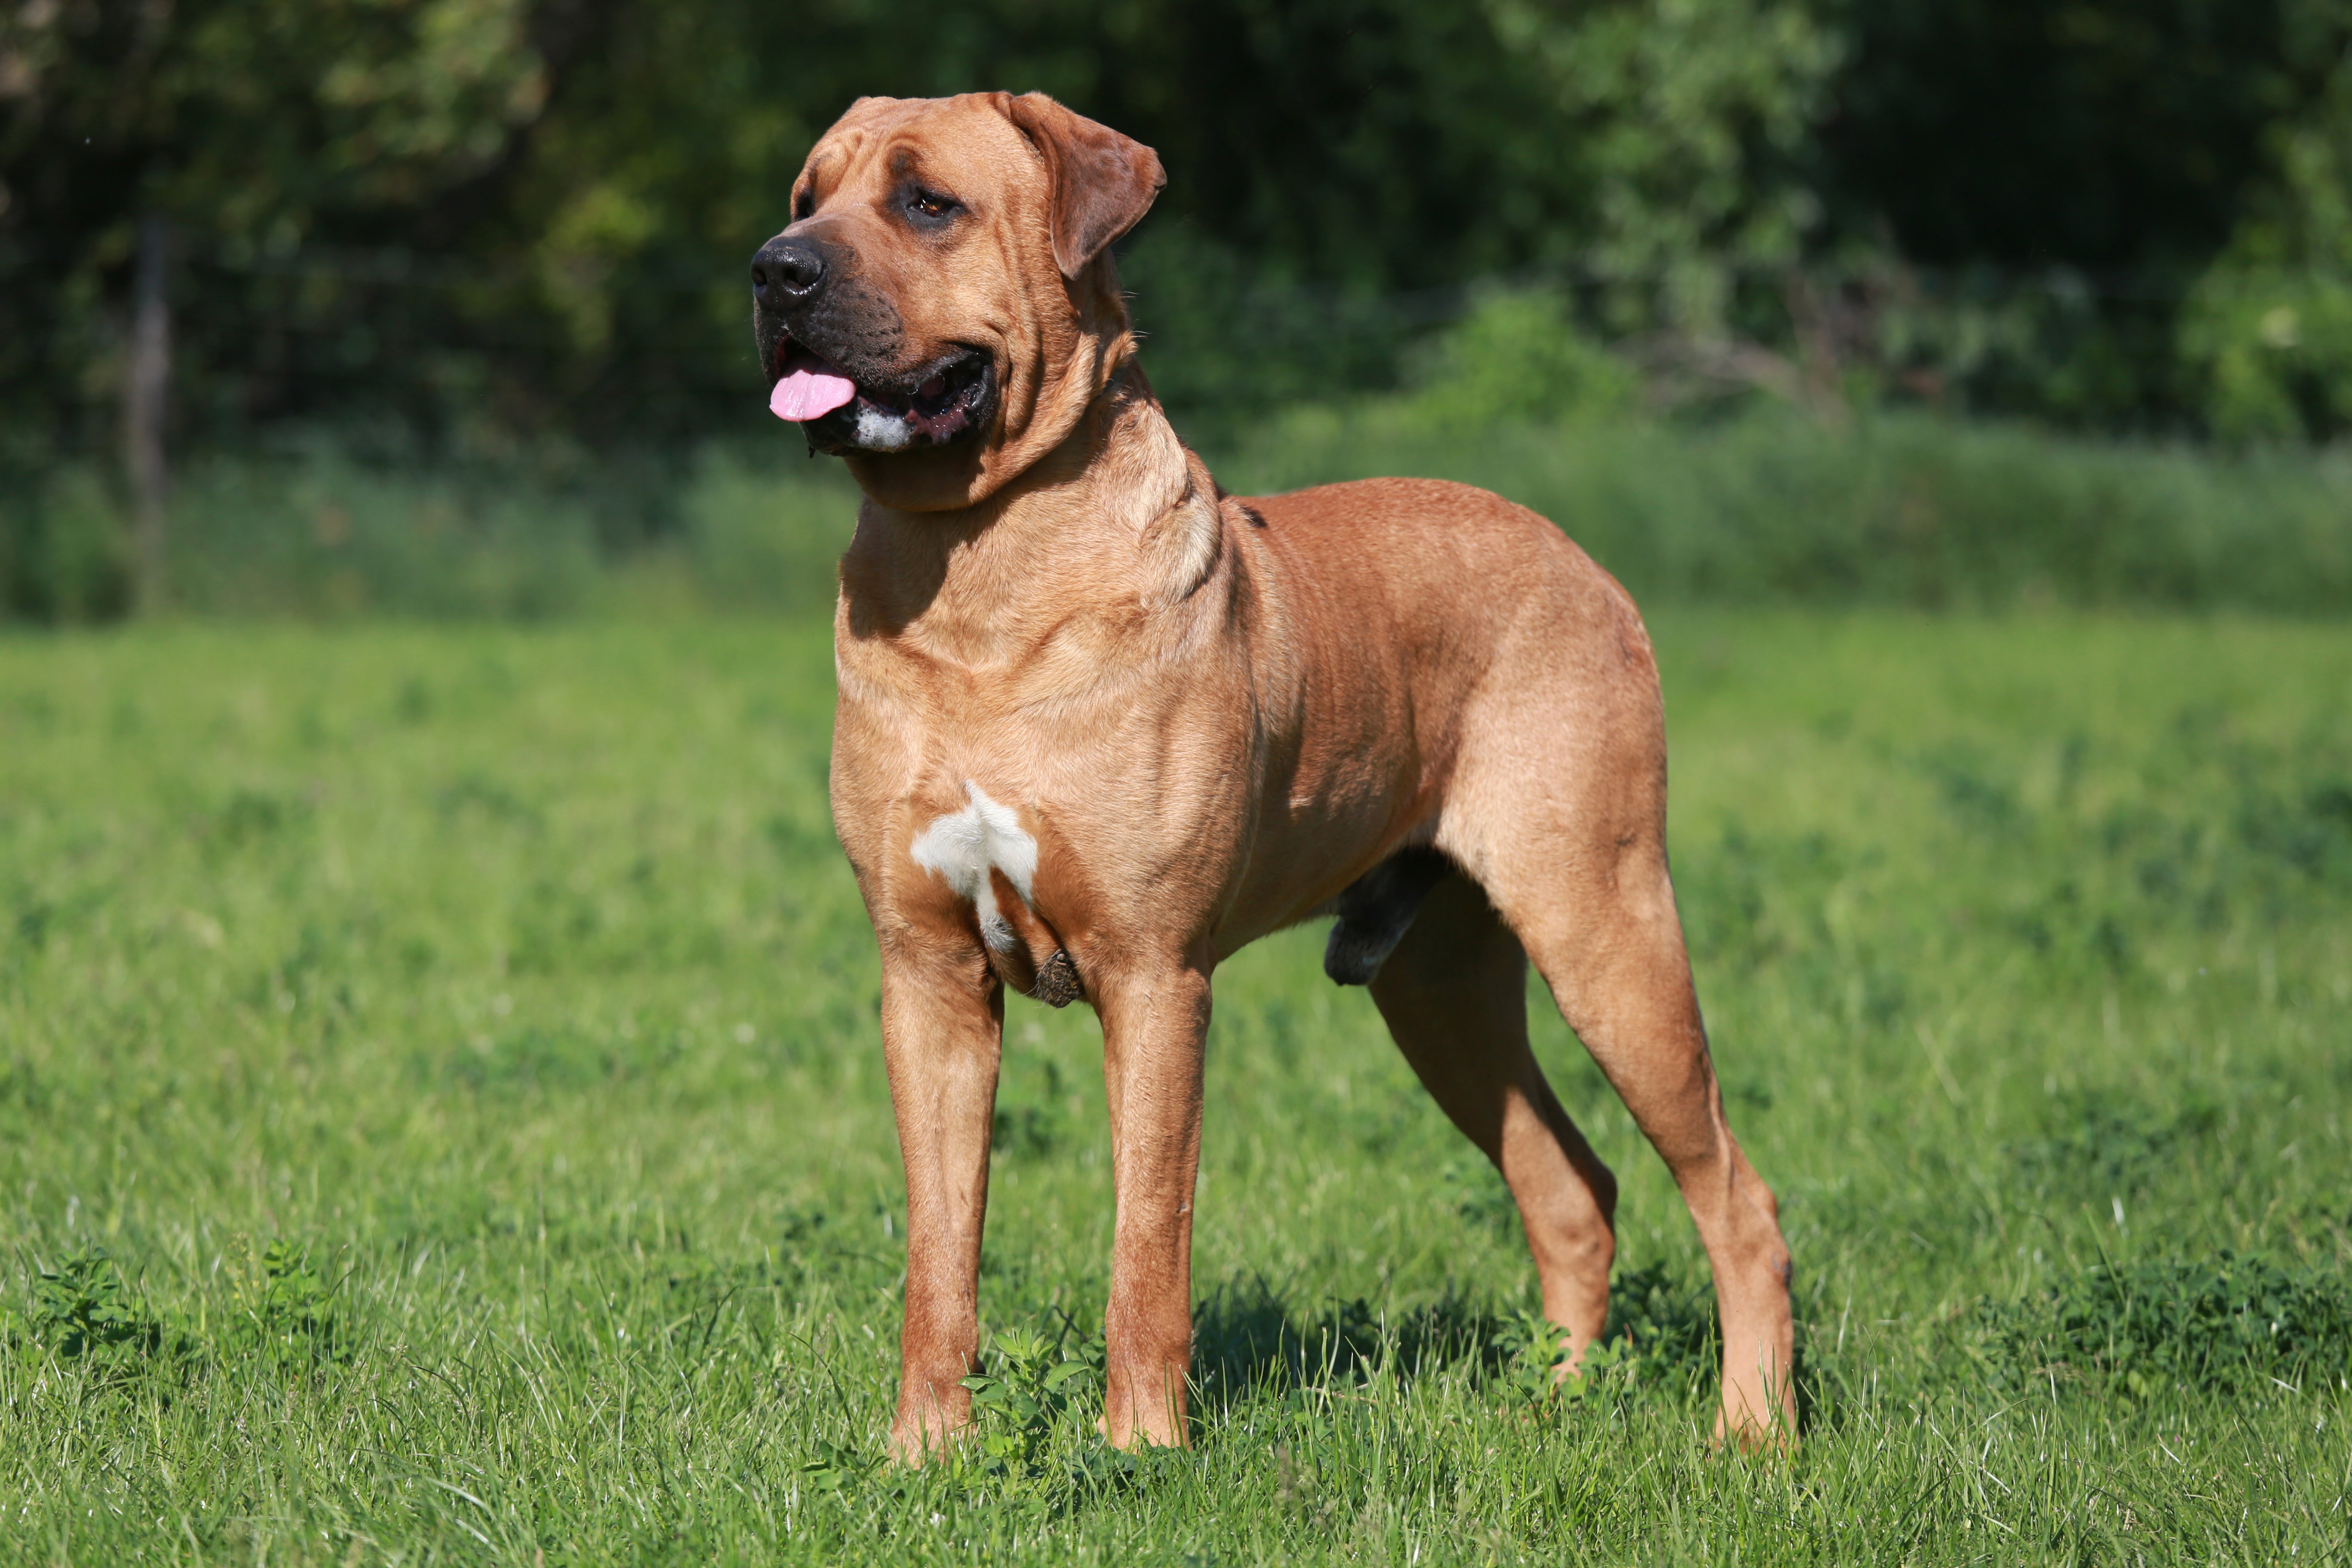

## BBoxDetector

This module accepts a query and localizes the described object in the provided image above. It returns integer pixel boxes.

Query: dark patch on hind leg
[1323,847,1452,986]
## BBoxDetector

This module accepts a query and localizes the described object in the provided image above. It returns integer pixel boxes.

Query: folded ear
[999,92,1167,280]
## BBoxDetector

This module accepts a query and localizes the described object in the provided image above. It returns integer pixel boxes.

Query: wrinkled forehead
[798,95,1041,202]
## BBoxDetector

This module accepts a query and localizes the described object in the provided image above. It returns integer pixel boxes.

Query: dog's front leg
[1095,961,1211,1449]
[880,949,1003,1463]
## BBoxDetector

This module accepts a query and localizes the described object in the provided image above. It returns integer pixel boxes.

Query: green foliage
[15,1237,342,1378]
[2180,15,2352,440]
[1492,1306,1580,1405]
[1488,0,1842,334]
[0,466,134,623]
[1823,0,2320,272]
[958,1322,1102,1480]
[0,0,553,444]
[1494,1263,1720,1411]
[1393,287,1639,430]
[991,1057,1070,1163]
[27,1247,163,1364]
[0,442,862,622]
[159,450,608,620]
[1601,1261,1722,1394]
[19,0,2352,468]
[1974,1253,2352,1400]
[226,1238,342,1369]
[2007,1092,2223,1200]
[674,448,867,619]
[1822,0,2352,430]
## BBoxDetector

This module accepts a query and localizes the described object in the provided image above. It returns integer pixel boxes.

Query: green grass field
[0,610,2346,1564]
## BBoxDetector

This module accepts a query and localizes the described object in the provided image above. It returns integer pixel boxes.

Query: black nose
[751,237,826,306]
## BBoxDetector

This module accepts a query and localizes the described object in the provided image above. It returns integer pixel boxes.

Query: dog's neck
[839,363,1225,669]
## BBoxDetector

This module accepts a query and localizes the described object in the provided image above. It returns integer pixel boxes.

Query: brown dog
[750,92,1795,1456]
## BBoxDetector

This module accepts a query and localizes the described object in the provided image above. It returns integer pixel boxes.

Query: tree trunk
[125,214,172,613]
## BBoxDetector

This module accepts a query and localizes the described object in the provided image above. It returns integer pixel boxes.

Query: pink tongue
[769,366,858,422]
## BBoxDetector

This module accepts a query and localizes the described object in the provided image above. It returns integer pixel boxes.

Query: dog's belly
[1210,767,1432,957]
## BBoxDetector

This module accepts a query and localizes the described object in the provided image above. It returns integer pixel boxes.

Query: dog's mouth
[769,340,994,453]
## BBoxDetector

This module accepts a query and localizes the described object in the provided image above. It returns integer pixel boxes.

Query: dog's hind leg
[1368,870,1618,1364]
[1472,807,1797,1445]
[1435,582,1797,1444]
[1512,864,1794,1443]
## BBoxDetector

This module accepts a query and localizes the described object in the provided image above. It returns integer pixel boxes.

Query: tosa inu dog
[748,91,1795,1458]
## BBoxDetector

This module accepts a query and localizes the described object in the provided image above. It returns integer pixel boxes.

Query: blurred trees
[0,0,557,439]
[2178,4,2352,439]
[1819,0,2352,429]
[8,0,2352,472]
[1489,0,1842,336]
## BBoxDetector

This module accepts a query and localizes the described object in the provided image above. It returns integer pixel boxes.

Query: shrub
[1973,1251,2352,1400]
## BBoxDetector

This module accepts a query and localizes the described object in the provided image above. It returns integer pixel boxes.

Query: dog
[750,91,1795,1457]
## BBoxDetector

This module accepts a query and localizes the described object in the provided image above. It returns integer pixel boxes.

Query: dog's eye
[793,188,814,222]
[905,188,961,224]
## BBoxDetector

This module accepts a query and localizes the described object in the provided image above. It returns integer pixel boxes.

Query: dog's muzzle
[768,338,996,455]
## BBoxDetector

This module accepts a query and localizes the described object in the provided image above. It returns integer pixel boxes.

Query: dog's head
[751,93,1164,512]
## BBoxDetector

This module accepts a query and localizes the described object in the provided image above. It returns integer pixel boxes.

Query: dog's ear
[999,92,1166,281]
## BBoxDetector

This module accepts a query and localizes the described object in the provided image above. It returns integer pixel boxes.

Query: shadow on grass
[1191,1260,1742,1419]
[1191,1277,1493,1411]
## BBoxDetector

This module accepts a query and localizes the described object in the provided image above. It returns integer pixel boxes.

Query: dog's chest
[833,651,1108,995]
[833,591,1256,991]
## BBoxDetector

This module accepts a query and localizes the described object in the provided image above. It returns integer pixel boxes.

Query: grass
[0,609,2346,1563]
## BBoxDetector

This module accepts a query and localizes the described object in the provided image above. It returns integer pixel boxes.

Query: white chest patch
[910,782,1039,952]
